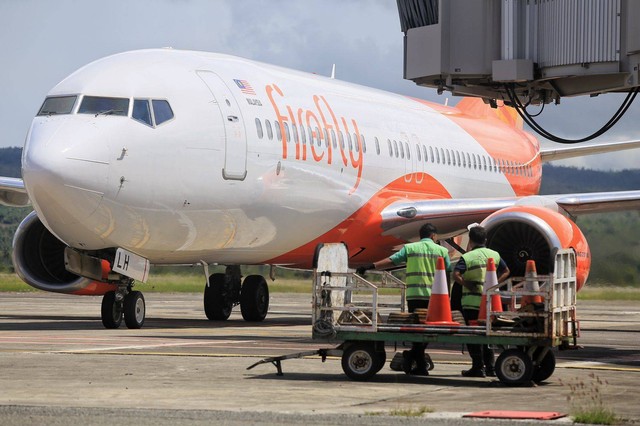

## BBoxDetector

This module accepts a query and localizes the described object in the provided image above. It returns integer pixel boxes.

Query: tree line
[1,147,638,284]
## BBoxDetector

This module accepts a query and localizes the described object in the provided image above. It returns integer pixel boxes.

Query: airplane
[1,48,639,329]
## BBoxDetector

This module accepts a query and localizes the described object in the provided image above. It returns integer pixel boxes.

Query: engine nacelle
[481,205,590,291]
[12,211,116,295]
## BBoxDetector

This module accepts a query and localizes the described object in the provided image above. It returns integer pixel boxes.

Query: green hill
[0,147,638,284]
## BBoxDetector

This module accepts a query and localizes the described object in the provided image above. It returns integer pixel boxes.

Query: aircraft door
[197,70,247,181]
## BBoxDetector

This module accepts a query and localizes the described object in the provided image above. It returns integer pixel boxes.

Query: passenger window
[387,139,392,156]
[308,126,315,146]
[255,118,263,139]
[132,99,152,126]
[399,142,404,159]
[445,149,450,165]
[315,127,321,146]
[456,151,461,167]
[435,148,440,164]
[152,100,174,125]
[284,122,291,143]
[331,129,337,149]
[393,140,399,157]
[361,135,367,153]
[339,131,345,149]
[323,129,330,147]
[355,135,360,153]
[292,123,299,144]
[347,132,353,151]
[266,120,273,140]
[422,145,428,162]
[482,156,487,171]
[300,125,306,145]
[405,142,410,160]
[275,121,282,141]
[375,137,380,155]
[416,144,421,161]
[429,146,434,163]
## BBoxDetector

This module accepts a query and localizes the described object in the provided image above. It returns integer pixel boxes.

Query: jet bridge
[397,0,640,142]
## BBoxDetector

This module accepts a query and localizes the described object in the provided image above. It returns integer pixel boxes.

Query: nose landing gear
[100,279,146,329]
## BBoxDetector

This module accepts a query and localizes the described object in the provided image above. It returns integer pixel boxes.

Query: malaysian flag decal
[234,79,256,95]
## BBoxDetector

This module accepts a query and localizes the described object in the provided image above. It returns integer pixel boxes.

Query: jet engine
[12,211,115,295]
[482,205,590,291]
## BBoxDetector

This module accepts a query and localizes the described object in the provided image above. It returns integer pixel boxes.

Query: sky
[0,0,638,170]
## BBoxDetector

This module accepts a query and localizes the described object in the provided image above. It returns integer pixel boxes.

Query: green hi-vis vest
[404,240,449,301]
[461,247,501,310]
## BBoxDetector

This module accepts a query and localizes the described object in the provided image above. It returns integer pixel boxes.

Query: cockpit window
[37,96,77,116]
[152,100,174,125]
[78,96,129,116]
[132,99,152,126]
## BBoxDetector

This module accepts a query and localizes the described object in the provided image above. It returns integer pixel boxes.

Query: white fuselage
[22,49,540,266]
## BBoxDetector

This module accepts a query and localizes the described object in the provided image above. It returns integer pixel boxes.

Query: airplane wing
[540,139,640,162]
[380,191,640,240]
[0,177,30,207]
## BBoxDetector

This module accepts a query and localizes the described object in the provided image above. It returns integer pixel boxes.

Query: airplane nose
[23,117,110,226]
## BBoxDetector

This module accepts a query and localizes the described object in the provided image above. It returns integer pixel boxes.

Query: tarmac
[0,292,639,425]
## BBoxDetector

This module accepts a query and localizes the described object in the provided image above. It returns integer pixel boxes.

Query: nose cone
[23,117,110,227]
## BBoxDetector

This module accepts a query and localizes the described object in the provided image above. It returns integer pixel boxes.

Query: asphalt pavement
[0,292,638,425]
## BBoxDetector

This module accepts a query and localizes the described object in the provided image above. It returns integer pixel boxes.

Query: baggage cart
[248,243,579,386]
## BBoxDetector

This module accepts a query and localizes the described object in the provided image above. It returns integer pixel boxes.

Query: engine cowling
[12,211,116,295]
[481,205,590,291]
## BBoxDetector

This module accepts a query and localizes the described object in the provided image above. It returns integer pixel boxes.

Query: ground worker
[453,225,510,377]
[356,223,450,376]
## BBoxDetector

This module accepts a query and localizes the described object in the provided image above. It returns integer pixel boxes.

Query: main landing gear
[100,280,146,329]
[203,265,270,322]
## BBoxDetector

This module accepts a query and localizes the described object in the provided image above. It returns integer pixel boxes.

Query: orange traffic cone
[478,258,503,323]
[521,260,543,307]
[425,257,460,326]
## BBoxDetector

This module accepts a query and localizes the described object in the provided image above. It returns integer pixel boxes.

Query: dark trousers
[408,299,429,370]
[450,282,462,312]
[462,308,494,371]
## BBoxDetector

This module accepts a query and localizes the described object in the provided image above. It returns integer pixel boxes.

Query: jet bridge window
[79,96,129,116]
[37,95,77,116]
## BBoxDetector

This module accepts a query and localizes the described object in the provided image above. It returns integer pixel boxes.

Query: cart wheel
[373,348,387,374]
[341,342,381,381]
[532,349,556,383]
[496,348,534,385]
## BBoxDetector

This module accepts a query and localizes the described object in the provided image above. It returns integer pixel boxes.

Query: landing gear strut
[203,265,270,322]
[100,280,146,329]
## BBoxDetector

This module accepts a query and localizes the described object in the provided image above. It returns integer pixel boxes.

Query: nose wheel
[100,288,146,329]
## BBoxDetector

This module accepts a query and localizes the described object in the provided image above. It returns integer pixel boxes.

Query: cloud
[0,0,638,170]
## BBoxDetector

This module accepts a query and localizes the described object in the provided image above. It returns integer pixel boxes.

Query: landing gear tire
[240,275,269,322]
[204,273,232,321]
[495,348,534,386]
[101,291,123,329]
[532,348,556,383]
[341,342,381,381]
[124,290,145,329]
